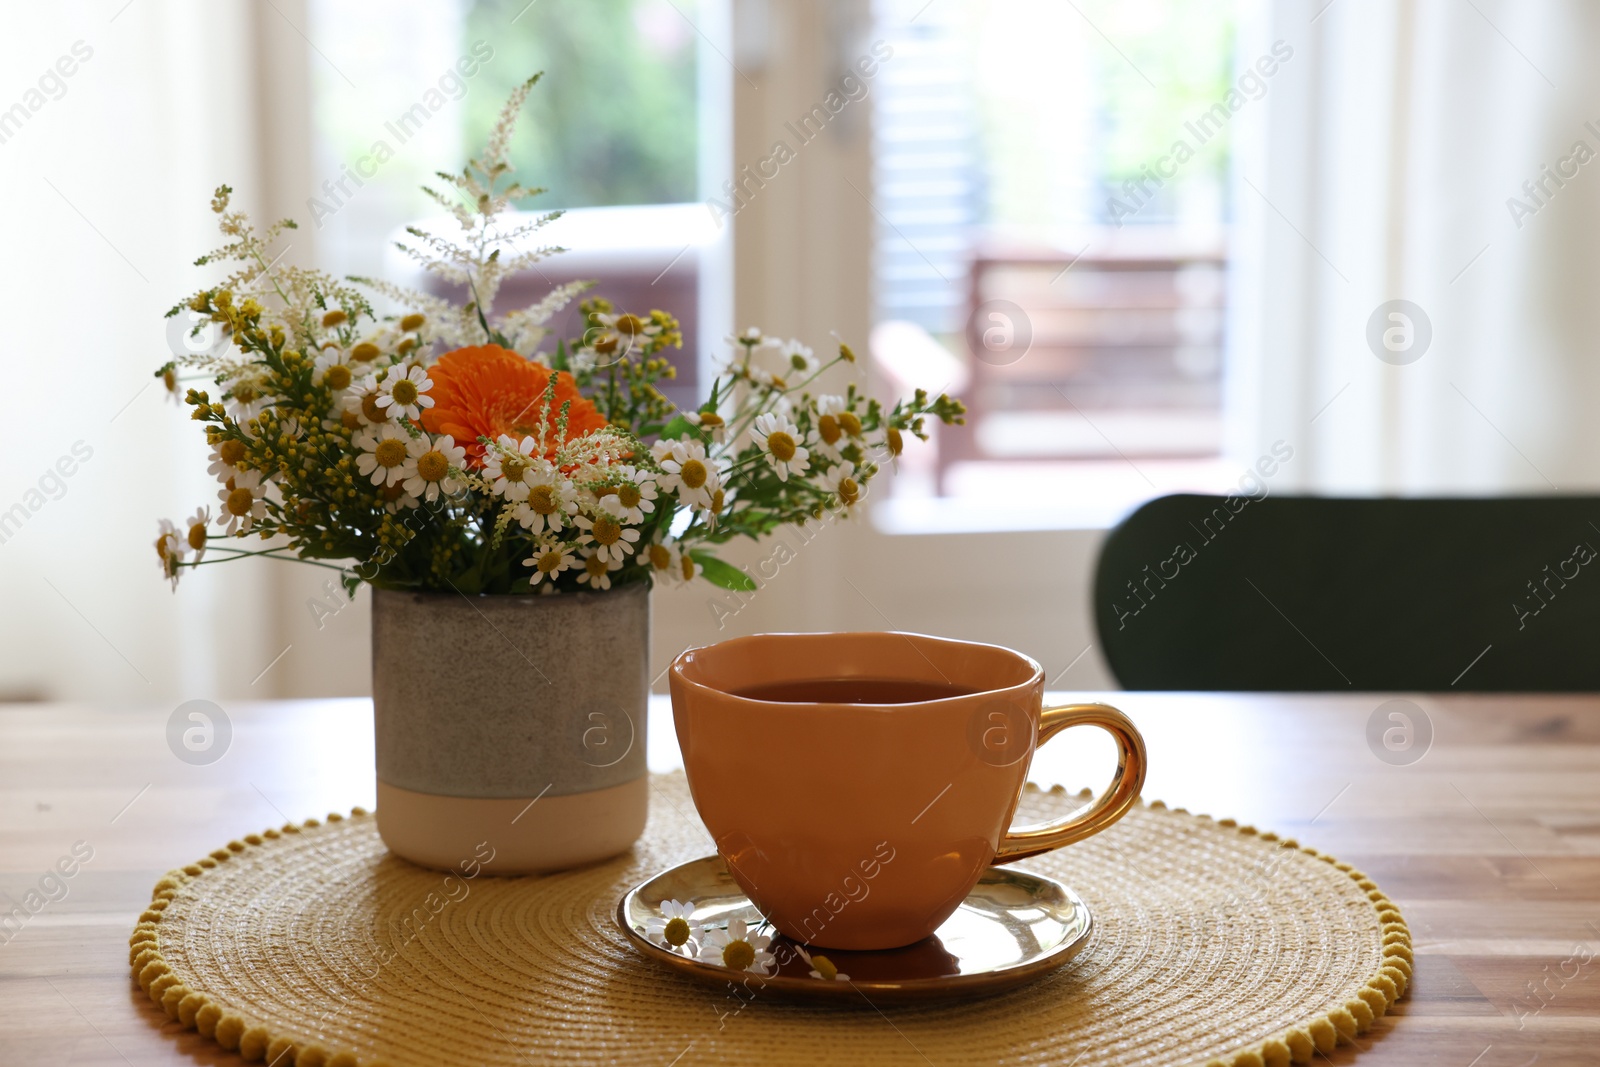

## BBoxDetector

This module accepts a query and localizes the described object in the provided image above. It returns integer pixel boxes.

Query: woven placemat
[129,774,1411,1067]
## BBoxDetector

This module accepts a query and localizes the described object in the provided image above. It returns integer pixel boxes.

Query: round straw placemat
[130,774,1410,1067]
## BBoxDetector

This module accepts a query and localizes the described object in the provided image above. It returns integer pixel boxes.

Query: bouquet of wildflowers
[153,76,964,596]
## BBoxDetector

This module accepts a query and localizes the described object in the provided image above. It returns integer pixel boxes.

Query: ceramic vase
[371,585,649,874]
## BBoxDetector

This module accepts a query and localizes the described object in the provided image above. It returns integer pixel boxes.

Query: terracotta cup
[669,631,1147,950]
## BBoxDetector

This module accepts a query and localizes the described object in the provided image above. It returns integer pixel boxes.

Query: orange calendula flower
[420,344,609,465]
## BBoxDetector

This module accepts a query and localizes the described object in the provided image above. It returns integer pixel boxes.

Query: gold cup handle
[994,702,1148,863]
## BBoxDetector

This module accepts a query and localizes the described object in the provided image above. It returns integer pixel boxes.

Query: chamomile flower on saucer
[154,519,186,589]
[575,547,622,590]
[656,439,721,511]
[403,433,465,503]
[183,507,211,563]
[216,469,267,535]
[514,470,579,535]
[354,422,413,488]
[574,513,640,564]
[376,364,434,421]
[751,412,809,482]
[523,542,577,587]
[484,435,539,501]
[645,899,702,955]
[796,945,849,982]
[699,919,774,975]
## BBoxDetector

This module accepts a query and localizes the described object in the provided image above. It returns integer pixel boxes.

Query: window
[870,0,1240,530]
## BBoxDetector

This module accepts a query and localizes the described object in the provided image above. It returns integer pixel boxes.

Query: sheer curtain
[0,2,312,702]
[1228,0,1600,494]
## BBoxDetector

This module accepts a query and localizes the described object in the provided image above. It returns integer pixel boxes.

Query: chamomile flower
[313,348,356,393]
[376,364,434,421]
[574,513,640,564]
[523,542,577,586]
[403,433,465,502]
[216,469,267,535]
[483,435,540,501]
[815,461,863,510]
[656,439,721,511]
[776,338,818,377]
[592,311,661,364]
[154,519,186,589]
[684,409,728,444]
[161,365,182,406]
[640,536,685,582]
[184,506,211,563]
[224,375,267,422]
[796,946,849,982]
[380,482,419,512]
[208,439,248,481]
[699,919,775,975]
[751,412,810,481]
[354,422,413,488]
[575,548,623,590]
[342,373,390,426]
[644,899,702,955]
[595,468,658,524]
[513,469,579,535]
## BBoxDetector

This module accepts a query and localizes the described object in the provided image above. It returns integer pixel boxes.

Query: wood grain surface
[1,692,1594,1066]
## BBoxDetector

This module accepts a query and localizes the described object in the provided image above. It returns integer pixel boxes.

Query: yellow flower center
[710,489,725,512]
[680,555,695,581]
[321,310,348,329]
[584,555,608,577]
[324,364,352,391]
[839,478,860,505]
[163,368,178,392]
[374,439,408,468]
[839,412,863,437]
[390,379,418,406]
[679,459,707,490]
[416,450,448,481]
[818,414,842,445]
[341,410,362,430]
[220,439,247,465]
[536,550,565,574]
[614,484,642,509]
[381,483,407,502]
[233,383,257,404]
[722,940,755,971]
[663,917,691,947]
[527,484,557,515]
[500,457,528,484]
[768,375,788,389]
[648,544,671,570]
[350,342,380,362]
[187,523,207,551]
[400,313,427,332]
[886,427,904,456]
[790,352,809,371]
[812,955,838,980]
[595,335,619,355]
[614,313,645,335]
[699,412,724,428]
[591,517,622,546]
[362,393,386,422]
[766,431,797,463]
[226,487,254,517]
[154,535,172,561]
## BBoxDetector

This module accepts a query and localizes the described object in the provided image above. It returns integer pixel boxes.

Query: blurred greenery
[463,0,698,208]
[1083,0,1238,185]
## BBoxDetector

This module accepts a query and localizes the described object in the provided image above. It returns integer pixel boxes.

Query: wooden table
[2,693,1595,1065]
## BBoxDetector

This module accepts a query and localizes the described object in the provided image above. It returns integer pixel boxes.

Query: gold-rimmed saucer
[616,854,1092,1001]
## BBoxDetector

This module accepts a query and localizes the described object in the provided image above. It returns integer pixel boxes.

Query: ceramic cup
[669,631,1147,950]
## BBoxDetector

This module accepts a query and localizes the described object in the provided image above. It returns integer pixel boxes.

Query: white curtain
[1229,0,1600,494]
[0,2,311,701]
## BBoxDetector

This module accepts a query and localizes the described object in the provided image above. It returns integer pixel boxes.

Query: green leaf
[658,414,696,441]
[690,551,756,591]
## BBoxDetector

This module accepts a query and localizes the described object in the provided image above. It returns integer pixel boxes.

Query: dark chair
[1094,493,1600,691]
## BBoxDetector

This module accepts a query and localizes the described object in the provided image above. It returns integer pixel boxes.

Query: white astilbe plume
[500,279,594,352]
[351,72,584,352]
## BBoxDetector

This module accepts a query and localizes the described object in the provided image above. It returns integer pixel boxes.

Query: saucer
[616,854,1092,1001]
